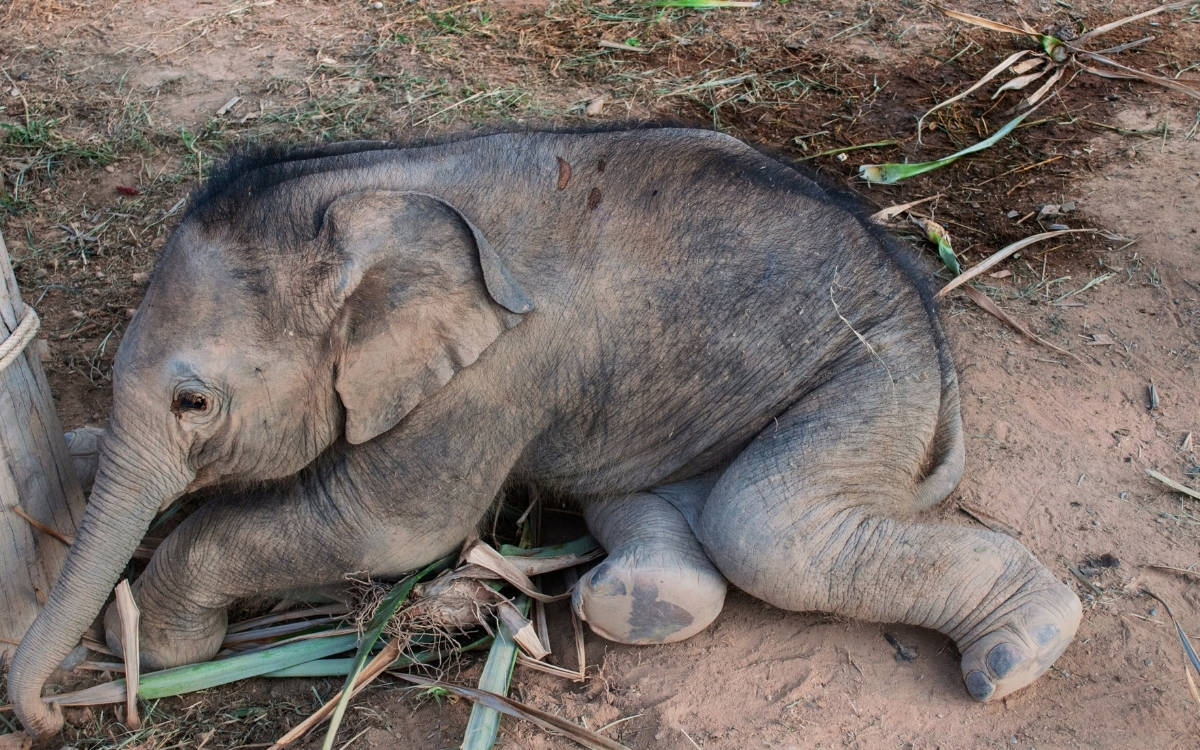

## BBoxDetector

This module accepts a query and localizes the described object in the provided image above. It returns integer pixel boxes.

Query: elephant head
[9,177,532,736]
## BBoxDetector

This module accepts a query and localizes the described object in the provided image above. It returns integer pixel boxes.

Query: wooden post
[0,228,86,661]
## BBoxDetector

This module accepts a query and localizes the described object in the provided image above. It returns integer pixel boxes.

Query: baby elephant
[10,127,1081,737]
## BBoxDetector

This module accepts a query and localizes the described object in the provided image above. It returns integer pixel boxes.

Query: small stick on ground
[869,194,942,223]
[1145,469,1200,501]
[1068,566,1104,597]
[962,286,1083,364]
[1140,563,1200,581]
[957,502,1022,537]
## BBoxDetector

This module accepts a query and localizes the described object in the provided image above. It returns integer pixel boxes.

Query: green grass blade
[321,556,451,750]
[461,595,531,750]
[49,634,359,706]
[859,106,1039,184]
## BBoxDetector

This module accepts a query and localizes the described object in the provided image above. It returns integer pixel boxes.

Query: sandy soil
[1,1,1197,748]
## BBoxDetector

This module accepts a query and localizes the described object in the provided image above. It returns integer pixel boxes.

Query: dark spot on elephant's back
[555,156,571,190]
[587,188,602,211]
[629,581,693,642]
[597,157,606,173]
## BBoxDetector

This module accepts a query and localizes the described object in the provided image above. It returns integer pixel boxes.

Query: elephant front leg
[103,488,447,670]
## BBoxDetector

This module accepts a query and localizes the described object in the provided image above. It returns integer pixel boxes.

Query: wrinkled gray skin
[10,128,1081,737]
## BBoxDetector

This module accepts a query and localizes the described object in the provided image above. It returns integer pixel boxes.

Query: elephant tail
[912,336,965,510]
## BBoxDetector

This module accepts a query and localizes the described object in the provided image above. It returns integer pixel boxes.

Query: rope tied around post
[0,305,41,374]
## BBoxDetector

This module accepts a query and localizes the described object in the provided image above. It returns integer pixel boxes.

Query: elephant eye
[172,391,210,415]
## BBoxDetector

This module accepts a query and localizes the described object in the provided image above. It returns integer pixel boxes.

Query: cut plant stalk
[50,540,594,739]
[113,580,141,730]
[913,217,959,275]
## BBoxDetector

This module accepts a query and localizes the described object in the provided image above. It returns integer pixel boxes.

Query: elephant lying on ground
[9,126,1081,737]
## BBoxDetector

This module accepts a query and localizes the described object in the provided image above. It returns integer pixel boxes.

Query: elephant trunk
[8,429,190,738]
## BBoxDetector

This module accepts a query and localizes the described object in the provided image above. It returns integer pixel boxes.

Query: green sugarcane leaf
[48,634,359,706]
[264,635,493,678]
[461,595,531,750]
[498,536,598,558]
[859,106,1039,184]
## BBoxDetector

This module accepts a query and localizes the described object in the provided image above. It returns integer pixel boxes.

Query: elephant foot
[575,491,726,645]
[103,592,227,670]
[64,425,104,492]
[572,550,726,645]
[956,576,1082,702]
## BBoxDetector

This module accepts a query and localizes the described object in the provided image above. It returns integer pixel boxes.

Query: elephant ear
[322,190,533,444]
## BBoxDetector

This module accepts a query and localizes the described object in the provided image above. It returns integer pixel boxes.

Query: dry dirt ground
[1,0,1199,748]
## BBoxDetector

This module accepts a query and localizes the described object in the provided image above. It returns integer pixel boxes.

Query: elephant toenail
[986,643,1019,678]
[586,565,627,597]
[964,670,994,701]
[1033,623,1059,646]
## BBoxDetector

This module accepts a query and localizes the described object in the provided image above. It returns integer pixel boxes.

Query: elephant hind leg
[695,351,1080,702]
[574,480,725,645]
